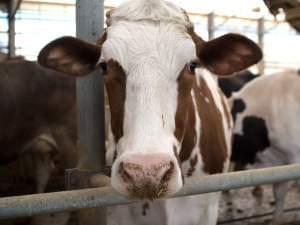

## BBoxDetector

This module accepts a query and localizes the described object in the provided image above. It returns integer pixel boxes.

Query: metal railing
[1,164,300,219]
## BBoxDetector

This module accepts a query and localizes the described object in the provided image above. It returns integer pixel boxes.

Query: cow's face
[38,0,262,199]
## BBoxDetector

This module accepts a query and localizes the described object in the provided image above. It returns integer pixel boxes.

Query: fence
[1,164,300,219]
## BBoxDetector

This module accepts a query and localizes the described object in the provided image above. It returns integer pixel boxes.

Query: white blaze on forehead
[109,0,190,26]
[101,0,197,154]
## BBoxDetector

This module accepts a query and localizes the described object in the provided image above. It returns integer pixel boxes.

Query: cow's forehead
[102,22,196,77]
[100,0,196,78]
[109,0,190,27]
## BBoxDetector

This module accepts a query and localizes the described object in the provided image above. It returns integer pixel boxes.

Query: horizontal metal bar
[218,205,300,224]
[1,164,300,219]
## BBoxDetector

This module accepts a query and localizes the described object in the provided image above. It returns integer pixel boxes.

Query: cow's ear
[38,36,101,76]
[198,34,262,76]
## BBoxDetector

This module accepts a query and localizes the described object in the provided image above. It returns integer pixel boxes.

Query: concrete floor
[218,182,300,225]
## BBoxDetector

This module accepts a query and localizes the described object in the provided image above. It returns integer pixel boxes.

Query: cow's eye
[99,62,107,74]
[187,61,199,74]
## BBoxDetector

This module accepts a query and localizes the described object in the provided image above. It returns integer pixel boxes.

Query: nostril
[119,162,133,183]
[161,161,174,184]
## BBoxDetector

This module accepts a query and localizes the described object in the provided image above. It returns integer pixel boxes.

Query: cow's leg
[271,182,288,225]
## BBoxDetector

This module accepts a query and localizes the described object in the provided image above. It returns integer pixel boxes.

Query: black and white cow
[230,70,300,225]
[37,0,262,224]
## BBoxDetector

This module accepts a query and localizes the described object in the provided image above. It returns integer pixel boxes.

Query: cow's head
[38,0,262,199]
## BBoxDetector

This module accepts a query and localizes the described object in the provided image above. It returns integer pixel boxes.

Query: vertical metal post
[207,12,215,40]
[8,2,16,58]
[257,17,265,75]
[76,0,105,172]
[67,0,106,224]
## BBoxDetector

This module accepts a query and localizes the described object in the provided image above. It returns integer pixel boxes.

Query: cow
[229,70,300,225]
[37,0,262,224]
[218,70,258,98]
[0,60,77,225]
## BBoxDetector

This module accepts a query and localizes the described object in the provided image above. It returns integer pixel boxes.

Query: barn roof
[264,0,300,33]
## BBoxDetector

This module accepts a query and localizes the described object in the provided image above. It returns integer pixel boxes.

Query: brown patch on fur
[104,60,126,143]
[193,77,228,174]
[174,67,197,164]
[219,89,232,129]
[187,155,198,177]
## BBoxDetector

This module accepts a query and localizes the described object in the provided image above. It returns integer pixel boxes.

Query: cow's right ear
[38,36,101,76]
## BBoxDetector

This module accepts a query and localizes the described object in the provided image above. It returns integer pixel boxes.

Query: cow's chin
[110,153,184,200]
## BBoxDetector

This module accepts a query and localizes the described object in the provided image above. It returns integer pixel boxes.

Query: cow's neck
[179,73,229,176]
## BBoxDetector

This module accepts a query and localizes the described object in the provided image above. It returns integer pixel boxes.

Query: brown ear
[38,36,101,76]
[198,34,262,76]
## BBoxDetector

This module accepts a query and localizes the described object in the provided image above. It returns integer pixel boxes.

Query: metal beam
[7,12,15,58]
[2,164,300,219]
[72,0,106,224]
[7,0,22,58]
[75,0,105,173]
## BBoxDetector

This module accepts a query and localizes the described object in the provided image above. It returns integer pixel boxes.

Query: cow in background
[218,70,258,98]
[229,70,300,225]
[37,0,262,224]
[0,60,77,225]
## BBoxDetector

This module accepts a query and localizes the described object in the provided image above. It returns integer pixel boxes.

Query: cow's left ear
[38,36,101,76]
[198,34,262,76]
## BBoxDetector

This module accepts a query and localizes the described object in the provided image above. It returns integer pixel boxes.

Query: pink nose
[112,153,182,199]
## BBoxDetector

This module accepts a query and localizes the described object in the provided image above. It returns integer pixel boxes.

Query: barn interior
[0,0,300,225]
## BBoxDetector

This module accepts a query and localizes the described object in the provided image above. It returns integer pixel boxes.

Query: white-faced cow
[230,70,300,225]
[38,0,262,224]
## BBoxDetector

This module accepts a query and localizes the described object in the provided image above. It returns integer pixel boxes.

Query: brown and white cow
[38,0,262,224]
